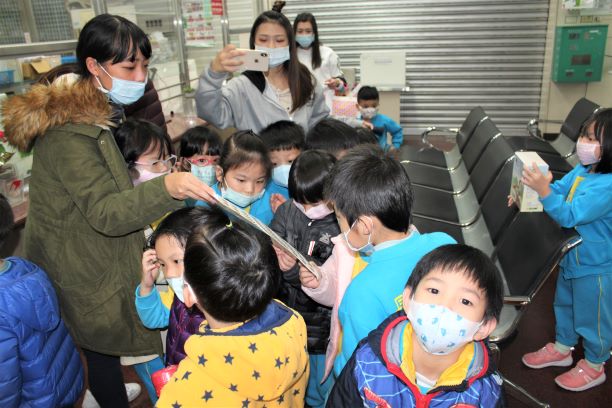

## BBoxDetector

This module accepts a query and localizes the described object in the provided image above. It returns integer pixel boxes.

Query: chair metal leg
[499,373,551,408]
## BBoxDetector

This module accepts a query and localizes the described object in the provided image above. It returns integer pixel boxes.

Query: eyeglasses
[135,155,177,172]
[184,156,219,170]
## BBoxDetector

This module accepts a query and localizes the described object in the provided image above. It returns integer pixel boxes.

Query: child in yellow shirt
[156,213,309,407]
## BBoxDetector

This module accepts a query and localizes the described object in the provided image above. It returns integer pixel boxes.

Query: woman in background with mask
[196,1,329,134]
[294,12,346,110]
[2,14,215,408]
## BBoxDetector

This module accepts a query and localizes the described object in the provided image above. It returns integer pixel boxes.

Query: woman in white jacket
[294,12,346,109]
[196,3,328,134]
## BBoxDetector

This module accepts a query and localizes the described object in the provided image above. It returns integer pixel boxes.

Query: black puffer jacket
[270,199,340,354]
[123,79,167,131]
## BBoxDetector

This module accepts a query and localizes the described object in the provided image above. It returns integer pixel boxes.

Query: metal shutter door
[283,0,549,136]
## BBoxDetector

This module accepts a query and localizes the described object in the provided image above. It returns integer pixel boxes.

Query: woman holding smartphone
[196,1,329,134]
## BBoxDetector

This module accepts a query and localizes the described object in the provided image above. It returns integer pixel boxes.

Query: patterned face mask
[407,298,483,355]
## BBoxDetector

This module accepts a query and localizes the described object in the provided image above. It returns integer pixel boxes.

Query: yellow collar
[400,323,475,390]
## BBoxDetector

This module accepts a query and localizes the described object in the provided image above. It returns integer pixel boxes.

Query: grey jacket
[196,68,329,133]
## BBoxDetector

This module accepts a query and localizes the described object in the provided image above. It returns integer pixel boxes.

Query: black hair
[0,194,14,250]
[184,215,281,322]
[114,118,173,170]
[219,130,272,181]
[148,206,226,249]
[583,108,612,174]
[249,5,315,113]
[325,144,413,232]
[179,126,222,159]
[357,86,379,103]
[294,13,322,70]
[260,120,306,152]
[355,127,379,145]
[405,244,504,323]
[289,150,337,204]
[305,118,360,155]
[76,14,152,79]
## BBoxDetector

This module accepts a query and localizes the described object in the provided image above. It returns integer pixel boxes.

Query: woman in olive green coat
[2,14,215,407]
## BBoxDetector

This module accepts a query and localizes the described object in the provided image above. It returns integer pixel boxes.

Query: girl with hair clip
[195,130,288,225]
[294,12,346,110]
[156,213,309,408]
[196,1,329,133]
[519,108,612,392]
[2,14,215,407]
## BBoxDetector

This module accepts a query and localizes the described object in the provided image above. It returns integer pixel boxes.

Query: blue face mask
[96,62,146,105]
[256,46,290,68]
[221,184,265,208]
[272,164,291,188]
[191,165,217,186]
[296,35,314,48]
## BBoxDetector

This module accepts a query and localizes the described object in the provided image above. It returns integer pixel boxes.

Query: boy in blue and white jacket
[328,245,504,408]
[356,86,403,151]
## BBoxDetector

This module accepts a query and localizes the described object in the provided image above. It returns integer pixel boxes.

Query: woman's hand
[299,263,320,289]
[522,163,553,198]
[164,172,217,203]
[140,249,159,296]
[210,44,246,74]
[324,78,341,89]
[273,246,297,272]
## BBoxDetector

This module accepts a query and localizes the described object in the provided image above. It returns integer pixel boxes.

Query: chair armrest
[420,126,459,148]
[526,118,565,140]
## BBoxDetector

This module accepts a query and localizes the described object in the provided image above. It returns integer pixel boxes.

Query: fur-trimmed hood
[1,77,113,152]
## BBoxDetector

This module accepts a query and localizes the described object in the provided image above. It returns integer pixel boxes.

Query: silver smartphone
[236,49,269,72]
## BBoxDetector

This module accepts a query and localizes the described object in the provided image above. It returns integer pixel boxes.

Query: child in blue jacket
[328,244,504,407]
[356,86,403,151]
[0,194,84,407]
[521,108,612,392]
[195,130,288,225]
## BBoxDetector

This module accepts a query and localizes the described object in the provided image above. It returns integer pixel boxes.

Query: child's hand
[507,195,516,207]
[299,263,321,289]
[270,193,286,213]
[140,249,160,296]
[361,121,374,130]
[522,162,553,198]
[273,246,297,272]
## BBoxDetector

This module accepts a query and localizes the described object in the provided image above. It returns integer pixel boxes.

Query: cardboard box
[18,55,61,80]
[510,151,549,212]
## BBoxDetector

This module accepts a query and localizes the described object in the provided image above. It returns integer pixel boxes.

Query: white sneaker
[82,383,142,408]
[125,383,142,402]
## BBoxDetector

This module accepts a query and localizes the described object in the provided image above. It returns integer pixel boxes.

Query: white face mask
[166,277,185,303]
[342,217,375,255]
[576,139,601,166]
[359,107,379,120]
[407,298,483,355]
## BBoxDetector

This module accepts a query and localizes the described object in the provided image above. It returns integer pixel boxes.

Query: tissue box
[510,151,549,212]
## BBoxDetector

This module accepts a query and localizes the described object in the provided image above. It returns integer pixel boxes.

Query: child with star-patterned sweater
[156,213,309,408]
